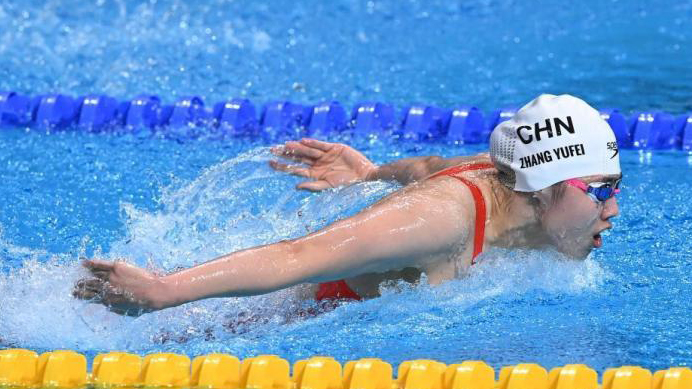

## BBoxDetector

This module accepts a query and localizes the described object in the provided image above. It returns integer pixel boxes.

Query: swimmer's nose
[602,196,619,220]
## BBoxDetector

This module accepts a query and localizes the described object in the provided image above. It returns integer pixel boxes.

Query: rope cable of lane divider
[1,91,691,150]
[1,348,691,388]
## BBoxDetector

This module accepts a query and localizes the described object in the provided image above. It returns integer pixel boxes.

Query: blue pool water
[1,0,692,374]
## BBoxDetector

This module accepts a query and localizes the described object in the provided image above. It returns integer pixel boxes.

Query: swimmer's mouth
[593,233,603,248]
[593,224,612,249]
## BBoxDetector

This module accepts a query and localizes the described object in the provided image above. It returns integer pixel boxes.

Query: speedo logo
[517,116,575,144]
[607,141,619,159]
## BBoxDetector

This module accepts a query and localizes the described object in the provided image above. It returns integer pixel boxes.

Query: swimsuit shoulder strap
[428,163,493,264]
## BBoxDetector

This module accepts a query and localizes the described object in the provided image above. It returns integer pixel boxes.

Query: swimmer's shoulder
[441,153,493,169]
[401,174,479,241]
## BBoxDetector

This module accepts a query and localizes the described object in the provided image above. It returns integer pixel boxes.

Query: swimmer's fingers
[286,141,324,159]
[299,138,334,152]
[268,153,314,166]
[83,259,121,280]
[85,269,110,281]
[83,259,115,272]
[270,145,297,161]
[74,288,98,300]
[99,285,150,317]
[76,278,104,292]
[72,278,105,300]
[83,283,131,312]
[268,160,311,178]
[296,180,332,192]
[73,280,90,297]
[72,276,146,316]
[271,141,323,164]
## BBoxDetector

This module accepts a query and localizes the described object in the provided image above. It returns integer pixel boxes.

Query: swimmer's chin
[552,243,595,261]
[551,233,607,260]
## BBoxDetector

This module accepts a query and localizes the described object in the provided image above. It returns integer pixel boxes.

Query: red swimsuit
[315,163,494,302]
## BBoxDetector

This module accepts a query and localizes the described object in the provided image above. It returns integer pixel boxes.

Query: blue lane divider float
[629,111,688,150]
[213,98,256,135]
[1,90,691,150]
[399,105,450,140]
[167,96,209,127]
[261,101,311,139]
[678,114,692,151]
[351,102,395,136]
[600,109,631,148]
[77,95,121,131]
[486,107,517,135]
[308,101,346,137]
[0,92,32,125]
[447,106,486,143]
[125,95,162,128]
[34,94,79,128]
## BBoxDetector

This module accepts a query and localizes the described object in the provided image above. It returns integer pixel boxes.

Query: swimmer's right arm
[370,155,490,184]
[271,138,490,190]
[74,178,473,315]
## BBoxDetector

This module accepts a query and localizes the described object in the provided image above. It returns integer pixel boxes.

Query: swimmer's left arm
[157,179,471,306]
[75,178,472,314]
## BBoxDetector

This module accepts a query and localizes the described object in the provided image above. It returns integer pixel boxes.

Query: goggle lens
[588,179,622,201]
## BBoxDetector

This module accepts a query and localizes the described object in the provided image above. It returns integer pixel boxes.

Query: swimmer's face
[539,174,621,259]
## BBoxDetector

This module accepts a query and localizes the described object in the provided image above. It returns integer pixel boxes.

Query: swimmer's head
[489,94,622,258]
[531,173,621,258]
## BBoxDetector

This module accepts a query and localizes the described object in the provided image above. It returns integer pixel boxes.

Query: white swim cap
[490,94,621,192]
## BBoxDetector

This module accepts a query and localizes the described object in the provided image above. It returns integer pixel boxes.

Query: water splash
[0,147,398,351]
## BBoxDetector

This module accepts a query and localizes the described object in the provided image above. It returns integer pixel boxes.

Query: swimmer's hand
[73,259,171,316]
[270,138,377,191]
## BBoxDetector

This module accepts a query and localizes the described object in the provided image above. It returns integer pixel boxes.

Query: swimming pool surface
[1,0,691,374]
